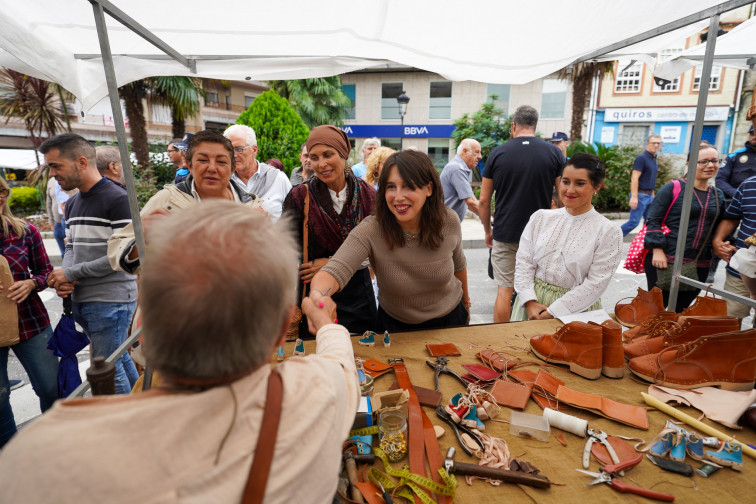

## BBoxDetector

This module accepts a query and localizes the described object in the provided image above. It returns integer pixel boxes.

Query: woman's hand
[2,279,36,304]
[299,257,329,282]
[303,292,338,334]
[651,248,668,269]
[525,300,550,320]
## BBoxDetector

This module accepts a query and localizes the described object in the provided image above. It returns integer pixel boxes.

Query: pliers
[435,405,485,456]
[425,357,467,391]
[577,453,675,502]
[583,429,620,471]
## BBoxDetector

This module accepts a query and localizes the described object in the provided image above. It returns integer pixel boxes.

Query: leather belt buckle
[389,358,405,366]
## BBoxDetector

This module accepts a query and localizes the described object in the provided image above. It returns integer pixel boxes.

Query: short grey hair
[456,138,479,154]
[361,137,380,153]
[647,134,662,143]
[95,145,121,174]
[513,105,539,129]
[224,124,257,147]
[140,201,298,381]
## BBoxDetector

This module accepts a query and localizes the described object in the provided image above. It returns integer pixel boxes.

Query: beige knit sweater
[322,208,466,324]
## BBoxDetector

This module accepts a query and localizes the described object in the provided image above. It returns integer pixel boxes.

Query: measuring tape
[366,448,457,504]
[350,425,380,437]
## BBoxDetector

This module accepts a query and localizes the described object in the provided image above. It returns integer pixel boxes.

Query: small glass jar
[378,407,407,462]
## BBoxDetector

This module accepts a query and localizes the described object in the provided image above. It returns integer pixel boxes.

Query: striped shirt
[63,178,136,303]
[723,175,756,278]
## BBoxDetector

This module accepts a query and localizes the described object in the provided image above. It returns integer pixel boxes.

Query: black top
[634,150,658,191]
[482,136,563,243]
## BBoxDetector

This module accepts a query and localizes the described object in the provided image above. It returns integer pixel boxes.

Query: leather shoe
[530,322,602,379]
[622,311,678,343]
[624,316,739,360]
[615,287,665,328]
[590,320,624,378]
[680,291,727,317]
[628,329,756,391]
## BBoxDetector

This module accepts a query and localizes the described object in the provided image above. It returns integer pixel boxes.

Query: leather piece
[476,349,517,373]
[0,256,19,346]
[624,316,739,360]
[615,287,665,327]
[590,435,637,466]
[426,343,461,357]
[391,362,426,483]
[628,329,756,391]
[490,380,531,410]
[388,381,442,408]
[363,358,392,378]
[555,385,649,430]
[461,363,501,381]
[529,322,602,380]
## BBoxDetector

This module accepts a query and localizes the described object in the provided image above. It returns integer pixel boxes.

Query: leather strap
[242,369,284,504]
[300,184,310,304]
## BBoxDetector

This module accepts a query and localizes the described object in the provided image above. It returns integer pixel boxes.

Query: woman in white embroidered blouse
[512,153,623,320]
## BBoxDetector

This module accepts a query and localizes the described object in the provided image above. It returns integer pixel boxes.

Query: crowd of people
[2,100,756,500]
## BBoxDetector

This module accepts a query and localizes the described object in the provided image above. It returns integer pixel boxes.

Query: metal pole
[400,111,405,150]
[668,14,720,310]
[91,1,147,265]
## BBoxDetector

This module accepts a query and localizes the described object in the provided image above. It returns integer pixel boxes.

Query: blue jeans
[0,326,59,447]
[621,192,654,236]
[73,301,138,395]
[53,218,66,257]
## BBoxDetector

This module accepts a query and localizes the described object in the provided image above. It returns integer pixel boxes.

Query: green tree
[268,77,351,128]
[451,97,512,180]
[236,90,310,175]
[557,62,613,141]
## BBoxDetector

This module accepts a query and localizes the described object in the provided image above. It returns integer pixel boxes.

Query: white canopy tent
[0,149,43,170]
[1,0,753,394]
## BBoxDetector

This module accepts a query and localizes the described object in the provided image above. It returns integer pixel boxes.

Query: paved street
[6,216,741,431]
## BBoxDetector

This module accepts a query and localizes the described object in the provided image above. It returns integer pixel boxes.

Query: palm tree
[268,77,352,128]
[557,62,613,141]
[119,80,151,169]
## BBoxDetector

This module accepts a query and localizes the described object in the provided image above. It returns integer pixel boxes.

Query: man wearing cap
[224,125,292,220]
[168,135,191,184]
[440,138,481,222]
[620,134,663,236]
[351,138,380,179]
[549,132,569,160]
[716,124,756,205]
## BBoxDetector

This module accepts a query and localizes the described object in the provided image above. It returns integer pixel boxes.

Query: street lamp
[397,91,410,150]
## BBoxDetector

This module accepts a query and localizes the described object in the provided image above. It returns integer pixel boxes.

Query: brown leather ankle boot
[590,320,624,378]
[628,329,756,391]
[530,322,602,380]
[622,311,678,343]
[680,293,727,317]
[623,316,740,360]
[615,287,665,328]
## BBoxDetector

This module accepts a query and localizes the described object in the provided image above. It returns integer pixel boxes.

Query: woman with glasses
[0,178,58,448]
[644,146,726,311]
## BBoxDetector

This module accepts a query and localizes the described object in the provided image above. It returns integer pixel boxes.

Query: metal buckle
[388,358,404,365]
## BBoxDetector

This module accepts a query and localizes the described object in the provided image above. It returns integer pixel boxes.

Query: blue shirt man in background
[620,134,663,236]
[440,138,481,222]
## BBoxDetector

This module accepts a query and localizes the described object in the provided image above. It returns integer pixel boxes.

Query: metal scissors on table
[583,428,621,471]
[577,453,675,502]
[425,357,467,391]
[435,405,485,456]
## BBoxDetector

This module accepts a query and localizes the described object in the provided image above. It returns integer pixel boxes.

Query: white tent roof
[655,15,756,79]
[0,149,43,170]
[0,0,735,112]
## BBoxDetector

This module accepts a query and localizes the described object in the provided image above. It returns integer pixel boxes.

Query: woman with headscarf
[283,126,377,336]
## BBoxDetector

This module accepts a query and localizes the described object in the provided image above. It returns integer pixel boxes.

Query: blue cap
[175,132,194,151]
[550,132,569,142]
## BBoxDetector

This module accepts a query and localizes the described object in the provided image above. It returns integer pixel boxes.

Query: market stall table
[285,319,756,503]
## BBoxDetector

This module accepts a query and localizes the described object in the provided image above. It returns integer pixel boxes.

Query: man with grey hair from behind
[479,105,565,322]
[95,145,124,186]
[440,138,482,222]
[0,200,360,503]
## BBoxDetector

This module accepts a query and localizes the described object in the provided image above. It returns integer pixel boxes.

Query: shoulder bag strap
[661,179,682,228]
[242,369,284,504]
[301,185,310,303]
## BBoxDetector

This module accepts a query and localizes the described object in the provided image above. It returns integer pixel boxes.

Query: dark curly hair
[375,151,444,250]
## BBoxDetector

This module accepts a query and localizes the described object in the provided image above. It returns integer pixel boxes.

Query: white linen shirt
[514,207,622,317]
[232,162,292,220]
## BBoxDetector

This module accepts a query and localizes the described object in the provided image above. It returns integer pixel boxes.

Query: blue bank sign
[341,125,456,138]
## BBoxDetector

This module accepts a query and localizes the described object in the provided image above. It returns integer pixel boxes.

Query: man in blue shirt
[620,135,663,236]
[440,138,481,222]
[716,124,756,205]
[351,138,380,179]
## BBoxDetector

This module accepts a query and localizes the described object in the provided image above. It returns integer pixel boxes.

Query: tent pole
[90,2,147,267]
[668,14,720,310]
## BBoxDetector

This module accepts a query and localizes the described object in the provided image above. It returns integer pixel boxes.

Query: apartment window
[693,65,722,91]
[615,60,643,93]
[206,92,219,105]
[540,79,567,119]
[427,139,451,171]
[150,104,171,125]
[653,44,684,92]
[619,125,650,146]
[381,82,403,120]
[429,81,452,120]
[244,95,254,108]
[486,84,510,115]
[343,84,356,120]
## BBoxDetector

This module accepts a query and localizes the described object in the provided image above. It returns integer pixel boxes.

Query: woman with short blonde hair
[364,146,396,188]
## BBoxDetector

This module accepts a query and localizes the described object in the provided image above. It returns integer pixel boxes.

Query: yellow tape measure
[368,448,457,503]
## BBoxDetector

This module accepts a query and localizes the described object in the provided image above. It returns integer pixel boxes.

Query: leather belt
[390,359,450,504]
[638,189,654,194]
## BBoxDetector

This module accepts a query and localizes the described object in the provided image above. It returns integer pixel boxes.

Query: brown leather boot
[628,329,756,391]
[615,287,665,328]
[623,316,740,360]
[622,311,678,343]
[530,322,602,380]
[590,320,624,378]
[680,292,727,317]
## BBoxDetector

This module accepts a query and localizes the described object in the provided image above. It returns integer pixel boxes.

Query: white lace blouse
[514,207,623,317]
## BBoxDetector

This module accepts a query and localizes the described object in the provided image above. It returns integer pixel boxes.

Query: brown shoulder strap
[242,369,284,504]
